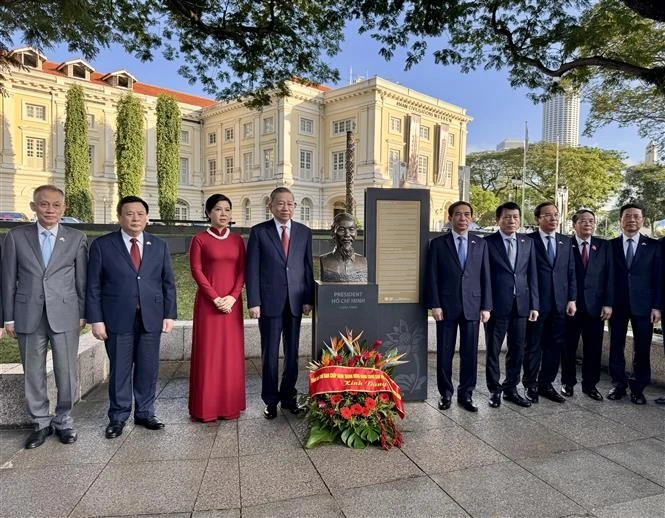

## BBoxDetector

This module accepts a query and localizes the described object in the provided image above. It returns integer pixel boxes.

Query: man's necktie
[506,238,516,270]
[581,241,589,268]
[626,238,634,268]
[130,237,141,271]
[281,225,289,256]
[457,236,466,269]
[41,230,53,266]
[546,235,555,266]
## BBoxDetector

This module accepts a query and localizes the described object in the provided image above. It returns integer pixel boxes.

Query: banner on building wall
[406,114,420,183]
[435,123,449,186]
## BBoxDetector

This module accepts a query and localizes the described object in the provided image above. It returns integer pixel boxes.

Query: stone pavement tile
[110,422,216,463]
[432,461,584,518]
[238,416,301,455]
[531,410,646,448]
[0,429,28,464]
[154,397,192,423]
[592,493,665,518]
[239,449,327,507]
[70,398,112,423]
[1,462,104,517]
[105,514,191,518]
[192,510,241,518]
[465,415,581,461]
[70,459,206,516]
[173,361,191,378]
[210,420,239,458]
[7,424,125,468]
[337,475,468,518]
[593,438,665,486]
[158,377,191,398]
[81,382,110,401]
[583,401,665,437]
[243,494,343,518]
[437,396,523,427]
[194,457,241,511]
[400,427,505,474]
[239,393,271,421]
[283,411,309,445]
[308,443,422,491]
[508,397,585,416]
[518,449,663,509]
[399,401,458,432]
[245,371,263,394]
[159,360,182,379]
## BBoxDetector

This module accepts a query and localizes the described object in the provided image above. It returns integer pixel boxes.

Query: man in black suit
[524,201,577,403]
[608,203,662,404]
[484,202,539,408]
[427,201,492,412]
[561,209,613,401]
[657,236,665,405]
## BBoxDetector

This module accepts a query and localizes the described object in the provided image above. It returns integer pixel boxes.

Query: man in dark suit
[524,201,577,403]
[561,209,613,401]
[608,203,661,404]
[657,236,665,405]
[427,201,492,413]
[484,201,539,408]
[2,185,87,448]
[86,196,177,438]
[246,187,315,419]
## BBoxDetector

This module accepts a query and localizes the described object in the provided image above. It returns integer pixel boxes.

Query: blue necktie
[546,236,555,266]
[41,230,53,266]
[457,236,466,269]
[626,238,634,268]
[506,238,516,270]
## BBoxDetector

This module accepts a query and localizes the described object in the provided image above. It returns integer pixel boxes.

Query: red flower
[371,339,383,351]
[340,407,352,420]
[333,355,343,364]
[327,408,335,415]
[361,406,371,417]
[318,399,327,408]
[379,393,391,403]
[362,351,371,361]
[375,352,383,361]
[348,358,357,367]
[350,403,363,415]
[365,397,377,409]
[330,394,342,405]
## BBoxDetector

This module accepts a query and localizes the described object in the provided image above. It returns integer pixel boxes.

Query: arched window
[263,196,271,220]
[300,197,313,223]
[242,199,251,225]
[175,199,189,220]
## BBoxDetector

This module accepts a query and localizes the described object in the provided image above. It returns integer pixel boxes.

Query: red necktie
[130,238,141,270]
[581,241,589,268]
[281,225,289,256]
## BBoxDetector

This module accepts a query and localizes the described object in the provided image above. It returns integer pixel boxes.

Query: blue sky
[40,28,646,164]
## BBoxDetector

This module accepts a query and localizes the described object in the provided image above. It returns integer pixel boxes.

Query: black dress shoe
[438,397,451,410]
[134,416,165,430]
[55,428,77,445]
[582,387,603,401]
[561,384,574,397]
[25,426,53,449]
[607,387,626,401]
[263,404,278,419]
[525,388,539,403]
[654,396,665,405]
[539,386,566,403]
[281,401,305,415]
[488,392,501,408]
[105,421,125,439]
[503,390,532,408]
[457,397,478,413]
[630,393,647,405]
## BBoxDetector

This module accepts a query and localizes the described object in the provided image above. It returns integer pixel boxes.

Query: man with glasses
[608,203,661,404]
[523,201,577,403]
[561,209,613,401]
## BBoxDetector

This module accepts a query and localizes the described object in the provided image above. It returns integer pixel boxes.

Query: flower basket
[303,329,407,450]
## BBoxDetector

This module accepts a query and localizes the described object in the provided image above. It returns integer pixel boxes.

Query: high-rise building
[541,92,580,146]
[496,139,524,151]
[1,47,471,229]
[645,141,658,164]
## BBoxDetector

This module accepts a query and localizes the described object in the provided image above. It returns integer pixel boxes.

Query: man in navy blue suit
[657,236,665,406]
[427,201,492,412]
[484,201,539,409]
[561,209,613,401]
[608,203,661,404]
[246,187,314,419]
[87,196,177,438]
[524,201,577,403]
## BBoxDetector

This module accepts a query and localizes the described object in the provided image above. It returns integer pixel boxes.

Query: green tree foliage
[469,184,500,226]
[618,163,665,232]
[64,84,93,221]
[156,94,180,221]
[115,93,145,198]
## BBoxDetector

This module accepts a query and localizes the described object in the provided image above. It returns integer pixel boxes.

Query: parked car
[60,216,83,224]
[0,211,29,222]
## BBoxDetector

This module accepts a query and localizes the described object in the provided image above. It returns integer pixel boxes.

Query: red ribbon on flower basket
[309,365,405,419]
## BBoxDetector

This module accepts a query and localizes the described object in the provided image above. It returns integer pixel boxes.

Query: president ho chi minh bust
[319,213,368,283]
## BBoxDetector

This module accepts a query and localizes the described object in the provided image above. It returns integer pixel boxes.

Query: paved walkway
[1,354,664,517]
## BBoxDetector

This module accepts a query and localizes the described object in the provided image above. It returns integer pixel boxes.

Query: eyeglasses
[274,202,296,209]
[539,213,560,220]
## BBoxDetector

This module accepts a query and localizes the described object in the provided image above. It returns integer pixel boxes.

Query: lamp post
[102,196,107,224]
[511,176,522,203]
[556,186,568,233]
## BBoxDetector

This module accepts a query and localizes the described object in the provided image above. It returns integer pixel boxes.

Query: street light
[556,186,568,233]
[511,176,522,203]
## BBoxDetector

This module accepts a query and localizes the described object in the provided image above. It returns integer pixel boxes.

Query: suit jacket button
[137,276,141,279]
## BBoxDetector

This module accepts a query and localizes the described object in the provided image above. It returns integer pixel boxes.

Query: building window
[25,137,46,169]
[300,117,314,135]
[300,198,313,223]
[25,103,46,120]
[208,132,217,145]
[88,145,95,175]
[263,149,274,178]
[117,75,130,88]
[446,160,454,187]
[300,149,313,180]
[224,127,234,142]
[264,197,271,220]
[86,114,95,128]
[332,151,345,181]
[420,126,430,140]
[263,116,274,134]
[224,156,234,183]
[179,157,189,185]
[243,199,251,224]
[242,152,253,181]
[448,133,455,146]
[417,155,428,181]
[243,122,254,139]
[175,199,189,220]
[389,116,402,134]
[180,130,190,144]
[23,53,38,68]
[73,64,86,79]
[332,118,355,136]
[208,159,217,185]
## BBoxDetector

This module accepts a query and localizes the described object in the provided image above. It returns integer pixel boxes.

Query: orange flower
[361,406,371,417]
[340,407,352,420]
[350,403,363,415]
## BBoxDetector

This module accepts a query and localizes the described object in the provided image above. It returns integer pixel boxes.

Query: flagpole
[521,121,527,210]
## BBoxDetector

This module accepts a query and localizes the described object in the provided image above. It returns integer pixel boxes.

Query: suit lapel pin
[470,240,476,245]
[146,241,152,246]
[58,237,65,242]
[640,242,646,246]
[591,245,597,251]
[558,241,563,245]
[520,239,525,243]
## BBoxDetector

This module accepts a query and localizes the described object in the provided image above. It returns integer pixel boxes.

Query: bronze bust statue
[320,213,368,283]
